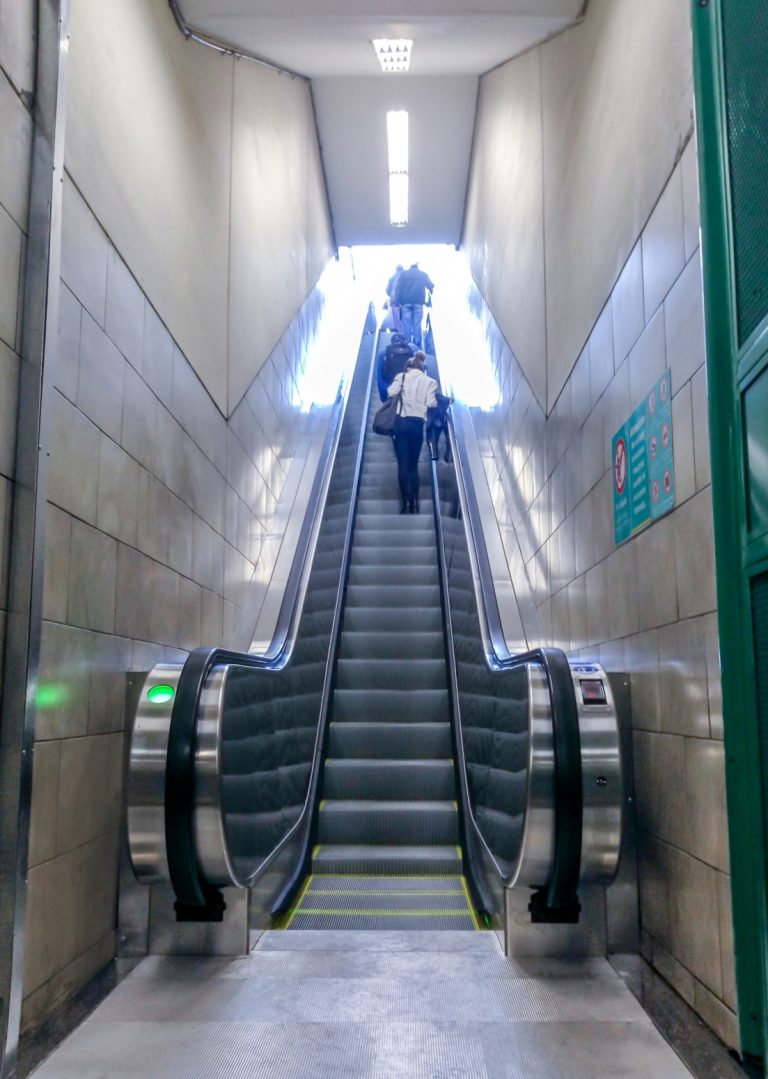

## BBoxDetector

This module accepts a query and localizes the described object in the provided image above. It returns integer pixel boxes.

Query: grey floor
[32,930,693,1078]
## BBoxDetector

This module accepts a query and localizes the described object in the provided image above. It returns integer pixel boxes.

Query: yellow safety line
[311,872,461,879]
[307,890,464,897]
[288,909,477,917]
[459,875,482,931]
[283,874,314,930]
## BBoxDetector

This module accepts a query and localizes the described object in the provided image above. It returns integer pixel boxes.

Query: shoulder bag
[372,374,405,436]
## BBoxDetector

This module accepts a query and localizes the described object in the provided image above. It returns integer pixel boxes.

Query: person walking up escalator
[377,333,414,402]
[385,263,404,334]
[395,262,435,348]
[387,351,438,514]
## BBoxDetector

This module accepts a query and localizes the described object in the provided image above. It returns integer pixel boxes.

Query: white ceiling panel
[175,1,585,244]
[184,2,583,14]
[179,6,582,77]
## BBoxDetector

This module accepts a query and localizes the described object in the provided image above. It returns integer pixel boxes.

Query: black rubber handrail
[429,407,582,915]
[268,336,380,912]
[165,333,378,910]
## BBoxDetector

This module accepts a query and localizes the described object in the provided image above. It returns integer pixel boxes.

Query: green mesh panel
[722,3,768,345]
[751,574,768,775]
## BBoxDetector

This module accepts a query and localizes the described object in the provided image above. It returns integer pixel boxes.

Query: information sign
[611,370,675,545]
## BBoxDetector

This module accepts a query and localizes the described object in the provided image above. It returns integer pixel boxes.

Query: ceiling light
[372,38,413,73]
[387,110,408,175]
[386,110,409,227]
[389,174,408,227]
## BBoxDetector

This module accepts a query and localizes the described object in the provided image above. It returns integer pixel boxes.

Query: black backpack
[383,345,412,384]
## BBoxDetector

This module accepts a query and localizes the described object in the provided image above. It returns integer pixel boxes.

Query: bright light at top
[372,39,413,73]
[427,251,502,411]
[292,257,363,412]
[348,246,501,411]
[387,111,409,227]
[386,110,408,175]
[389,174,408,227]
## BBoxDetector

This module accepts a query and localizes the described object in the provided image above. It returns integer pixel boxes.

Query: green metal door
[691,0,768,1063]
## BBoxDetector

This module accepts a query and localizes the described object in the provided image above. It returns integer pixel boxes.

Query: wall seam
[225,59,235,419]
[538,45,549,416]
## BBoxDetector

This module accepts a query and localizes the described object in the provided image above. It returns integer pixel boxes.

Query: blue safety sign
[612,370,675,545]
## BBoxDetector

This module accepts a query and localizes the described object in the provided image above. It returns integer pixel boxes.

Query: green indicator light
[147,684,175,705]
[35,683,69,709]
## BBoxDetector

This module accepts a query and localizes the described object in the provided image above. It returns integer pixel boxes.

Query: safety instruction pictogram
[612,370,675,545]
[614,438,627,495]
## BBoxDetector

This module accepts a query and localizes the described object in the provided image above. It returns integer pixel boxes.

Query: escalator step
[305,875,465,893]
[350,545,437,567]
[332,688,449,723]
[355,498,403,514]
[285,912,477,931]
[326,722,452,759]
[318,800,459,844]
[347,564,436,587]
[311,844,463,876]
[351,532,436,552]
[341,607,443,633]
[335,658,447,692]
[338,631,444,660]
[323,759,455,800]
[354,514,434,532]
[298,891,470,913]
[344,584,441,608]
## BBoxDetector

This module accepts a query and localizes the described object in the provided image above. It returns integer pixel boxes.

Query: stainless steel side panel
[511,664,556,889]
[127,664,183,884]
[194,665,241,888]
[572,662,623,883]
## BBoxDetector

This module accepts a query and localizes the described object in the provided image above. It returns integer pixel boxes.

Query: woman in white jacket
[387,351,438,513]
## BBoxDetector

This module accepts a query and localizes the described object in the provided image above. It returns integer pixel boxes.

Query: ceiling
[178,0,585,77]
[176,1,585,244]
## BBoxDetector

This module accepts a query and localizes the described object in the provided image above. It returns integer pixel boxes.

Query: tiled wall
[0,0,33,709]
[468,136,736,1047]
[22,174,340,1029]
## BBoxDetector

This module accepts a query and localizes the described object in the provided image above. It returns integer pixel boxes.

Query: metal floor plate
[32,932,693,1078]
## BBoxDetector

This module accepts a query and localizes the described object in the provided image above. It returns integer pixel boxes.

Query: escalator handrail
[429,406,582,911]
[262,334,380,908]
[164,335,378,907]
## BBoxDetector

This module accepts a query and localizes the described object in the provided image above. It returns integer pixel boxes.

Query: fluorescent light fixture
[389,174,409,227]
[386,110,408,174]
[386,110,409,227]
[372,38,413,73]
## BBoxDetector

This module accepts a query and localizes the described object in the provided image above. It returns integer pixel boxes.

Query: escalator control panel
[579,678,607,706]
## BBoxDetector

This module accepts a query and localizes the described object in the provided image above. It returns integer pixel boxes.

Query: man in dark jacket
[376,333,414,401]
[395,263,435,348]
[385,264,404,334]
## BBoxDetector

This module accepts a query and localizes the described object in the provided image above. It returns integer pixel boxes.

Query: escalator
[127,323,622,941]
[284,384,477,930]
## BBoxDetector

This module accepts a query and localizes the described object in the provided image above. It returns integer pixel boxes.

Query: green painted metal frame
[691,0,768,1062]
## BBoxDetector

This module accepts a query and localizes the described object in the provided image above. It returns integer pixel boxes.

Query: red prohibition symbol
[614,437,627,495]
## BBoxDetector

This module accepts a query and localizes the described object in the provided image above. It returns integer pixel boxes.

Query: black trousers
[394,417,424,504]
